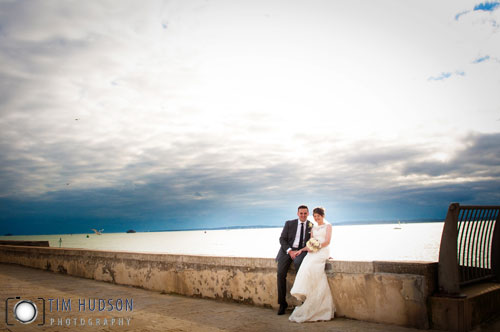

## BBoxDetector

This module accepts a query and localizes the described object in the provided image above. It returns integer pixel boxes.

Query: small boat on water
[393,220,402,230]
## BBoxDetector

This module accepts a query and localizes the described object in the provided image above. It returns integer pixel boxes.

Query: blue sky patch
[455,10,470,20]
[474,2,500,12]
[456,2,500,20]
[428,72,452,81]
[428,70,466,81]
[473,55,490,63]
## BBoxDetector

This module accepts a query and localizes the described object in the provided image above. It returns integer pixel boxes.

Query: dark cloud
[345,145,422,166]
[403,133,500,178]
[1,1,499,235]
[0,163,301,235]
[2,132,499,235]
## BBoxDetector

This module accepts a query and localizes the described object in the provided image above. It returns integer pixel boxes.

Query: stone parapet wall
[0,245,436,329]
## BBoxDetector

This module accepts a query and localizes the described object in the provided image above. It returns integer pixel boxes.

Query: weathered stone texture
[0,245,436,329]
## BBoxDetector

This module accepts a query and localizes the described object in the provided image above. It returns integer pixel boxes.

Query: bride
[289,206,335,323]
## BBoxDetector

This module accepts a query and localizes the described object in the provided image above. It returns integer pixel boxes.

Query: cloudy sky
[1,0,499,235]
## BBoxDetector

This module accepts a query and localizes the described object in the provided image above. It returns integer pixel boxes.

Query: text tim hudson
[47,298,133,312]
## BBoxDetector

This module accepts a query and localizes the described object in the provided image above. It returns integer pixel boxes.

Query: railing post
[491,211,500,282]
[438,203,461,295]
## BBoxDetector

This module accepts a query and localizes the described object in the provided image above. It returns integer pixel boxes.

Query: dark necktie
[299,222,304,249]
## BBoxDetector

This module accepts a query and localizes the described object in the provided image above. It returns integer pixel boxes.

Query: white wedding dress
[289,222,335,323]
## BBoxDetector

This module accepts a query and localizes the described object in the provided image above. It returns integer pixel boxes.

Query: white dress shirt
[287,219,308,253]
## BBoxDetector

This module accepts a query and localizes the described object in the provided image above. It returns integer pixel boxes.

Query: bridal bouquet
[306,238,321,252]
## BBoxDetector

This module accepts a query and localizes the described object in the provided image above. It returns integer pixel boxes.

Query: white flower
[306,238,321,252]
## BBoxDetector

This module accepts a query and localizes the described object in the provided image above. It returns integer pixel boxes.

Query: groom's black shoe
[277,304,287,315]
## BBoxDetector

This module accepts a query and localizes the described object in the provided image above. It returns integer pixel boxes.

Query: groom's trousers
[277,250,307,305]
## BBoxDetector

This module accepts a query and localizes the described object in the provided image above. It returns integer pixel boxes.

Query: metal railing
[438,203,500,295]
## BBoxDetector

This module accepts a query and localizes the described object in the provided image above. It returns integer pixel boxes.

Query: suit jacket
[275,219,312,261]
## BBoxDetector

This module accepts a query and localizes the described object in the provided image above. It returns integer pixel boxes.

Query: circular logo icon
[13,300,38,324]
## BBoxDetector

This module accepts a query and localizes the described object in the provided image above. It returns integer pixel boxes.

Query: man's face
[297,208,309,222]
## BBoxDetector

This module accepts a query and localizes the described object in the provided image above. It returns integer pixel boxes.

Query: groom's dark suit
[276,219,312,306]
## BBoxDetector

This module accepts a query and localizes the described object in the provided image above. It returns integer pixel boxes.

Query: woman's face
[313,213,324,223]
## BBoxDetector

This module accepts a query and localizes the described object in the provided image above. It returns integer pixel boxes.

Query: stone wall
[0,245,437,329]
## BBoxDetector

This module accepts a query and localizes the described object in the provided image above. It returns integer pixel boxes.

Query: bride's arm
[321,224,332,248]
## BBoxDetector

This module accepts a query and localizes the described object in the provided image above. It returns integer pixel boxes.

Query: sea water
[0,222,444,261]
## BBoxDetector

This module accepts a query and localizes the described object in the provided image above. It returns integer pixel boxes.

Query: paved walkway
[0,263,497,332]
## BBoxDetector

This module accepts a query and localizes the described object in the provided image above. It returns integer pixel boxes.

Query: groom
[275,204,312,315]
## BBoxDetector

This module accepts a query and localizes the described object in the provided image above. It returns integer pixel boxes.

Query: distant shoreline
[1,219,444,237]
[332,218,443,226]
[154,219,444,232]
